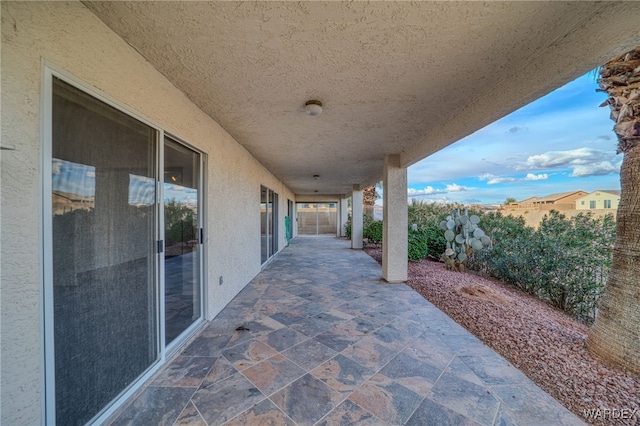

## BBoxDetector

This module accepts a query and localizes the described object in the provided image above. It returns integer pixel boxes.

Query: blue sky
[407,71,622,205]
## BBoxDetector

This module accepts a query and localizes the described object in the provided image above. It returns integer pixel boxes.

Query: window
[604,199,612,209]
[590,200,596,209]
[261,186,278,263]
[581,201,585,205]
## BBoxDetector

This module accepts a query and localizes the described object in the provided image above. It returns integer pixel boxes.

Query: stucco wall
[576,192,621,211]
[0,2,293,424]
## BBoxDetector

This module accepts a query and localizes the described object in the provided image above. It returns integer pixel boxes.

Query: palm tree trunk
[363,185,378,218]
[586,47,640,375]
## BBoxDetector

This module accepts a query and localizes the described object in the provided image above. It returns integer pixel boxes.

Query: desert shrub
[364,218,383,243]
[408,227,429,261]
[165,200,196,246]
[344,214,352,239]
[533,211,615,321]
[344,214,383,244]
[469,212,538,289]
[352,202,614,318]
[423,222,446,258]
[408,200,449,256]
[408,200,450,228]
[469,210,615,323]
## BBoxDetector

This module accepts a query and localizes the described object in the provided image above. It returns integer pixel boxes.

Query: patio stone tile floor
[109,237,584,426]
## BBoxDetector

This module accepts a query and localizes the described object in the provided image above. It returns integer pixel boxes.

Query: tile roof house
[530,190,589,210]
[504,191,588,211]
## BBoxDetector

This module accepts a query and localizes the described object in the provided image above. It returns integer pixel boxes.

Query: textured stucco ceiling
[84,1,640,196]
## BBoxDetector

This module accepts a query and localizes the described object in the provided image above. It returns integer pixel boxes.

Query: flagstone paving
[109,237,585,426]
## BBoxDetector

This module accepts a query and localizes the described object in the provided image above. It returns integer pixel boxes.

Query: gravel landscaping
[364,245,639,425]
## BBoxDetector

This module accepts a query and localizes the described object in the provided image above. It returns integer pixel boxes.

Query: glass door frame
[162,134,207,355]
[296,202,338,235]
[41,64,207,425]
[260,185,278,265]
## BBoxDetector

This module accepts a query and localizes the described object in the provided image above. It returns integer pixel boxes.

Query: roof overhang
[83,1,640,196]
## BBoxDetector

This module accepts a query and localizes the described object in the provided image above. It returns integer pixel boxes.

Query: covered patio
[3,2,640,424]
[109,237,583,426]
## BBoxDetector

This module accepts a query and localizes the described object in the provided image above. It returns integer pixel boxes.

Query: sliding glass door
[48,76,205,424]
[296,203,338,235]
[164,137,202,345]
[51,77,159,425]
[261,186,278,264]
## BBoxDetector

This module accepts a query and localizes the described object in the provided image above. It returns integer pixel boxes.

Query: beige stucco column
[382,154,408,282]
[351,185,363,249]
[339,196,349,237]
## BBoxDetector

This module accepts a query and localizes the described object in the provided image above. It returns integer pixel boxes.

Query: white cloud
[407,186,446,196]
[487,177,517,185]
[445,183,468,192]
[518,147,621,178]
[520,147,610,170]
[570,161,621,177]
[408,183,469,197]
[480,172,547,184]
[480,173,517,184]
[166,183,185,192]
[524,173,548,181]
[479,173,494,181]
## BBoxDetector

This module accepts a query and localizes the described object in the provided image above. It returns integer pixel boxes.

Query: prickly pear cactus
[440,208,490,272]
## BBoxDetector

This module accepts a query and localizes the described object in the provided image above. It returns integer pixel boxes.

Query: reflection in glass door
[51,77,158,425]
[164,137,202,345]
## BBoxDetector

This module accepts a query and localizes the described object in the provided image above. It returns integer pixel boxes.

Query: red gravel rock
[364,245,639,425]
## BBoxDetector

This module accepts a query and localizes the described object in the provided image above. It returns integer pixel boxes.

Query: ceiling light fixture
[304,100,323,116]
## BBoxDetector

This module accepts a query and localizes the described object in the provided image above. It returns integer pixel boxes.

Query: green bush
[424,222,446,257]
[364,219,383,244]
[344,214,383,244]
[408,201,450,257]
[344,214,352,239]
[408,200,450,229]
[408,227,429,261]
[165,200,196,246]
[468,210,615,323]
[469,212,538,289]
[407,204,616,323]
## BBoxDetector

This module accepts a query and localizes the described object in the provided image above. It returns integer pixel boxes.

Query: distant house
[530,190,588,210]
[513,196,539,210]
[575,190,621,210]
[504,191,587,211]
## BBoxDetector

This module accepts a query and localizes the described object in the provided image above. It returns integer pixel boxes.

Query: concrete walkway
[110,237,584,426]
